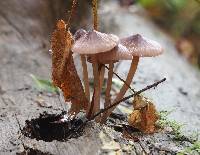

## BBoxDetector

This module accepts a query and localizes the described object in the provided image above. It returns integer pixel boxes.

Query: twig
[67,0,78,27]
[104,64,135,93]
[70,78,166,135]
[91,78,166,120]
[92,0,98,30]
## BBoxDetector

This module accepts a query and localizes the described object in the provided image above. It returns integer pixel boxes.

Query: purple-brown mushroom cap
[88,44,132,64]
[72,30,119,54]
[120,34,163,57]
[74,29,87,41]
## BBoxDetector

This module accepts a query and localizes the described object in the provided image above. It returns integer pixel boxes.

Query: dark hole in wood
[112,125,124,132]
[110,113,126,121]
[16,147,52,155]
[22,112,83,142]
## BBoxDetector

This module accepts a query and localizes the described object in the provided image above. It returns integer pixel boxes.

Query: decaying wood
[1,0,200,155]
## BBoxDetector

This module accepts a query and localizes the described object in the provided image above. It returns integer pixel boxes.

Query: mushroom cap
[74,29,87,41]
[87,44,132,64]
[120,34,163,57]
[72,30,119,54]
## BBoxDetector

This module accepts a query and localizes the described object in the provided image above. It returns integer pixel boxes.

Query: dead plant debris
[128,95,159,134]
[51,20,88,115]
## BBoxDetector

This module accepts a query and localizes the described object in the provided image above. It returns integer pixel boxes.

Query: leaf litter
[128,95,159,134]
[51,20,88,115]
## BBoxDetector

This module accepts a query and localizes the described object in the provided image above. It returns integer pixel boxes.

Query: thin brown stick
[67,0,78,27]
[92,0,98,30]
[92,78,166,120]
[70,78,166,135]
[80,55,90,101]
[102,57,139,121]
[101,63,114,122]
[114,57,139,101]
[103,64,135,93]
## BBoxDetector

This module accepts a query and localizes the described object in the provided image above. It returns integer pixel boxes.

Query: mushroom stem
[80,55,90,101]
[91,57,101,118]
[102,56,139,121]
[86,90,95,119]
[99,65,105,91]
[101,62,114,123]
[92,0,100,118]
[98,65,105,118]
[103,64,135,93]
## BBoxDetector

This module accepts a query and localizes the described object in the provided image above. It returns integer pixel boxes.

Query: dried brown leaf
[128,95,158,134]
[51,20,88,114]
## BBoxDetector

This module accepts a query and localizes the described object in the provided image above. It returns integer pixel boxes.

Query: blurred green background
[136,0,200,68]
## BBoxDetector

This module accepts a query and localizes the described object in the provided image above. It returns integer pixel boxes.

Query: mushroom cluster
[72,29,163,122]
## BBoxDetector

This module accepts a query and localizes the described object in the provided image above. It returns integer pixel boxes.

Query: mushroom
[72,29,119,117]
[87,44,132,120]
[72,30,119,54]
[88,44,132,64]
[74,28,87,40]
[74,29,90,101]
[102,34,163,121]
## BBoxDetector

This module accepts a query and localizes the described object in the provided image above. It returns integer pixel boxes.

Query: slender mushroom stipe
[101,62,114,122]
[87,43,133,122]
[74,29,90,101]
[101,34,163,122]
[80,55,90,101]
[51,1,165,124]
[72,30,119,118]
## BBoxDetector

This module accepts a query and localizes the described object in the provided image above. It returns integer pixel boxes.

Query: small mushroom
[74,29,90,101]
[72,30,119,54]
[103,34,163,121]
[72,30,119,118]
[88,44,132,64]
[74,28,87,41]
[120,34,163,57]
[87,44,132,122]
